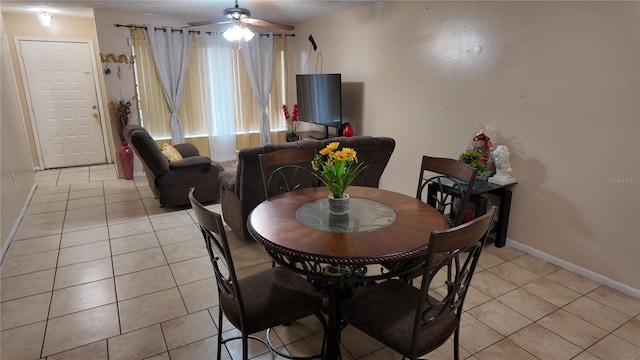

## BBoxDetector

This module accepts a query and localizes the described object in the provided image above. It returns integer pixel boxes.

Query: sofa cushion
[168,156,213,169]
[173,143,200,158]
[162,143,184,162]
[219,170,237,192]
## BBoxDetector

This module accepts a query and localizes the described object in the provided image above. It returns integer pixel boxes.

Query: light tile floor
[1,164,639,360]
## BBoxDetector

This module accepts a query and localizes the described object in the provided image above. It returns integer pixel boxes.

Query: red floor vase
[118,141,134,180]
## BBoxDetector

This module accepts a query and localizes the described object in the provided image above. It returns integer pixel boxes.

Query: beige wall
[93,9,198,173]
[93,8,191,102]
[291,2,639,292]
[2,11,113,170]
[1,14,36,256]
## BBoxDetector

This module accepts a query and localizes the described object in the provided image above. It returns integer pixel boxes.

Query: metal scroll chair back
[417,155,477,227]
[259,149,319,268]
[188,189,246,359]
[341,207,496,360]
[259,149,319,200]
[189,188,327,360]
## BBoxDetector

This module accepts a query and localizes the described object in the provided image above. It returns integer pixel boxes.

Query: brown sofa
[123,124,224,207]
[219,136,396,239]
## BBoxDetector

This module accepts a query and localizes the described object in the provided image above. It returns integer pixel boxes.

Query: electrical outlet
[11,173,16,187]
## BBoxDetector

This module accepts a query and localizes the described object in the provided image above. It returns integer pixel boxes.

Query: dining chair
[188,188,327,360]
[342,207,496,360]
[383,155,478,283]
[259,148,319,269]
[259,148,319,200]
[417,155,477,227]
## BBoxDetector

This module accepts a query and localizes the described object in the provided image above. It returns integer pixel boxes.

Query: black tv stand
[298,124,340,140]
[299,130,339,140]
[322,125,330,139]
[304,131,326,140]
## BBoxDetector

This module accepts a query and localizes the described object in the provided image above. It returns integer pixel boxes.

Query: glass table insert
[296,196,396,233]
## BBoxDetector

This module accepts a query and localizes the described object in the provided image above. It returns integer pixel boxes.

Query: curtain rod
[114,23,294,37]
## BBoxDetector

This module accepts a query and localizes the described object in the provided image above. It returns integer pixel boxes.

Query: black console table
[428,180,516,247]
[468,181,516,247]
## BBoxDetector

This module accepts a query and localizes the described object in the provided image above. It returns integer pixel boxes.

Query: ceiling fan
[187,0,294,41]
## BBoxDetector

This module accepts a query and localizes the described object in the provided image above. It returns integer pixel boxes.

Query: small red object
[342,123,354,137]
[462,208,475,223]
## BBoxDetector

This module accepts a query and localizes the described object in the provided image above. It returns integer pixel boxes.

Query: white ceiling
[1,0,376,27]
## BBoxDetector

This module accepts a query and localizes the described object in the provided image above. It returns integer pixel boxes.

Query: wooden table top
[247,186,447,265]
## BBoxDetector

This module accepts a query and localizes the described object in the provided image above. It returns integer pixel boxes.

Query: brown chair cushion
[342,279,458,357]
[173,143,201,158]
[219,267,322,334]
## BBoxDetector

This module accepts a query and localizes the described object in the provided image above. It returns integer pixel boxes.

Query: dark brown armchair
[123,124,224,207]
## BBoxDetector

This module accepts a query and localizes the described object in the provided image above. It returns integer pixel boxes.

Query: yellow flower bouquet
[311,142,367,199]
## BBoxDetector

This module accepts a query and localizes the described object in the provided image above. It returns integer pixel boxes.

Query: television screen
[296,74,342,128]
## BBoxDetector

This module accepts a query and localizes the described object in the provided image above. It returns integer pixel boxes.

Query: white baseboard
[506,238,640,299]
[1,183,38,263]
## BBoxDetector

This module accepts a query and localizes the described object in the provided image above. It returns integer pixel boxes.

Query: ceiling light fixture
[223,21,254,41]
[37,11,52,27]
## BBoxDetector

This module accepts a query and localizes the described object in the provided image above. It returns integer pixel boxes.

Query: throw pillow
[161,143,183,162]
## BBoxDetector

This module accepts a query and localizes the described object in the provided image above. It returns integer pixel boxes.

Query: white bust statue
[489,145,516,185]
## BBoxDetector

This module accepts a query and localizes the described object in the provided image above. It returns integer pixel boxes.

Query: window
[131,28,287,145]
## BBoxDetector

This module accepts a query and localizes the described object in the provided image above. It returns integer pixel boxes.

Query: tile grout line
[101,178,126,358]
[38,182,69,359]
[11,166,640,359]
[464,257,582,358]
[470,257,639,358]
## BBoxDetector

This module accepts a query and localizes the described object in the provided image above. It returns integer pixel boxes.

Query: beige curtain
[132,28,287,148]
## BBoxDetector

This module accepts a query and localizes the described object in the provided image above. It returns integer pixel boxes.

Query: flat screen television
[296,73,342,139]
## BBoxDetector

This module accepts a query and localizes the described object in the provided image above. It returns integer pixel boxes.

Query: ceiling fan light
[242,27,254,41]
[37,11,52,27]
[223,24,244,41]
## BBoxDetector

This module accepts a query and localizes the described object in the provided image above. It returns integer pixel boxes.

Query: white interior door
[19,40,106,169]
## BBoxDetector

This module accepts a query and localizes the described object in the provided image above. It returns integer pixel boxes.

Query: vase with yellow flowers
[312,142,367,215]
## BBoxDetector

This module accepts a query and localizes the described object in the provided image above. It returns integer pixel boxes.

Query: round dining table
[247,186,447,360]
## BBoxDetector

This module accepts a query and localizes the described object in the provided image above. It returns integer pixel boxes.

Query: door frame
[14,37,112,170]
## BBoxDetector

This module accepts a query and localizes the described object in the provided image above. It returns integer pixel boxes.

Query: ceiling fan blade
[187,19,231,27]
[242,18,294,31]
